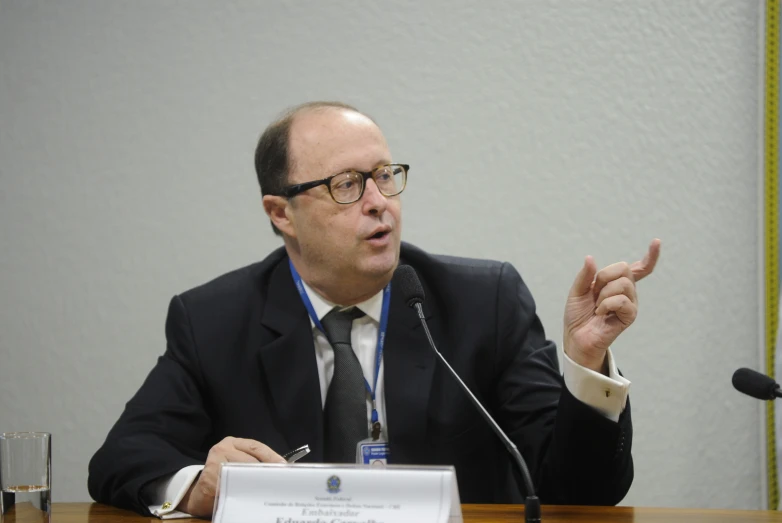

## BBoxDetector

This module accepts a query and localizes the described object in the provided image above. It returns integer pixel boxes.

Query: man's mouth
[366,227,392,243]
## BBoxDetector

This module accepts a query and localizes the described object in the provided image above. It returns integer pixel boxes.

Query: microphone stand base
[525,495,541,522]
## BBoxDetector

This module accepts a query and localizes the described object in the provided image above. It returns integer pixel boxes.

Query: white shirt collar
[299,279,384,324]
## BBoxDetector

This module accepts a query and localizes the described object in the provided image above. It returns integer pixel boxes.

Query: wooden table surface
[43,503,782,522]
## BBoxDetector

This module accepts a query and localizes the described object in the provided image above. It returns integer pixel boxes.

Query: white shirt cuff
[146,465,204,519]
[563,348,631,422]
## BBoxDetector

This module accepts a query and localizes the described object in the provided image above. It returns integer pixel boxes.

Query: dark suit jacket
[88,242,633,515]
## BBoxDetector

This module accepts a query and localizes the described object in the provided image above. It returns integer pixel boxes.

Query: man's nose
[362,178,388,215]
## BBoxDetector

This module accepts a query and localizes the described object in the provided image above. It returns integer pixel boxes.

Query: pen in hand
[282,444,310,463]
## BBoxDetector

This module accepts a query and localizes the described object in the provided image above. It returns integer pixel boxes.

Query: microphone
[732,368,782,400]
[394,264,542,523]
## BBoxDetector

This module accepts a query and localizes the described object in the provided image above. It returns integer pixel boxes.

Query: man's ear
[263,194,296,238]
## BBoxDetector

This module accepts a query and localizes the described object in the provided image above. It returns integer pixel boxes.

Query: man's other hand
[177,437,286,517]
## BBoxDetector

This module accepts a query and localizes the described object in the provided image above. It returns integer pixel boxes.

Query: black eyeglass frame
[276,164,409,204]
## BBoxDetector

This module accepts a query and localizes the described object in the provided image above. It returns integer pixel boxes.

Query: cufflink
[605,389,611,398]
[161,502,172,510]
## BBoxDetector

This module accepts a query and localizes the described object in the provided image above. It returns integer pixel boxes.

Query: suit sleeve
[492,262,633,505]
[88,295,211,515]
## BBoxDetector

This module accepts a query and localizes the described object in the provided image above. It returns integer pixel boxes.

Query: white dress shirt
[147,283,630,518]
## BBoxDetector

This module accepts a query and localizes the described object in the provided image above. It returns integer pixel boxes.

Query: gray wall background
[0,0,766,510]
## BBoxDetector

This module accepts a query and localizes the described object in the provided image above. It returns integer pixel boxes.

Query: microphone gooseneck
[394,264,542,523]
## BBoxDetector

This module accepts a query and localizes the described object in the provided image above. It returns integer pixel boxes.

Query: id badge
[356,438,390,466]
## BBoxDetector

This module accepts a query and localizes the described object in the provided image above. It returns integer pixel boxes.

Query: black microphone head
[394,264,425,307]
[732,368,780,400]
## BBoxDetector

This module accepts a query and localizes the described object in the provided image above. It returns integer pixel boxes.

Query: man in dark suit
[88,101,660,518]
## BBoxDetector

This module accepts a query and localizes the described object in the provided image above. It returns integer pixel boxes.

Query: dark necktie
[321,306,368,462]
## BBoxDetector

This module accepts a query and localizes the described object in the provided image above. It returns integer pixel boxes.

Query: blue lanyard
[289,259,391,431]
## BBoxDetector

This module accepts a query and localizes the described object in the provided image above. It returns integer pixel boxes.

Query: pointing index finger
[631,238,662,282]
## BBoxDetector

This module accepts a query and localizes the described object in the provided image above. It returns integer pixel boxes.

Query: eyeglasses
[277,164,409,204]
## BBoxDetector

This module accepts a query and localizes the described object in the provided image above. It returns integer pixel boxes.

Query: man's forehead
[288,107,389,173]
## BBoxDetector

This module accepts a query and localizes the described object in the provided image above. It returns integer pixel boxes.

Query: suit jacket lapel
[384,274,436,463]
[257,259,325,462]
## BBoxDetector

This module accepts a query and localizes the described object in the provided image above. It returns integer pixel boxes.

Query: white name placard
[212,463,463,523]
